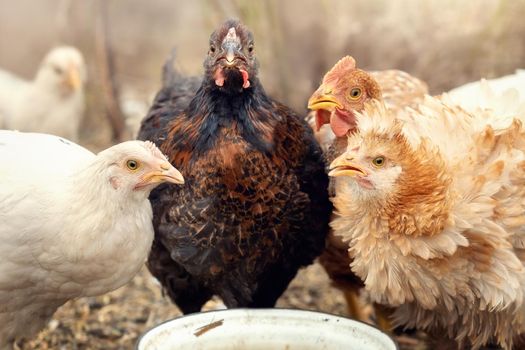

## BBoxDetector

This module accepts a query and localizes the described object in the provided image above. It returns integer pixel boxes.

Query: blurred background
[1,0,524,149]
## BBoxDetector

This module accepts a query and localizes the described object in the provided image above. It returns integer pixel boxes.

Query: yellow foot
[374,303,393,332]
[343,290,365,321]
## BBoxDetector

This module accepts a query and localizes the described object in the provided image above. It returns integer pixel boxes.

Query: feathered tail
[162,48,181,88]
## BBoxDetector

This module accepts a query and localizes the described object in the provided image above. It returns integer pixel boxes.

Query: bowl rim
[135,307,399,350]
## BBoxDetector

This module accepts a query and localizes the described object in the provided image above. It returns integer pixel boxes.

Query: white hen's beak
[135,161,184,189]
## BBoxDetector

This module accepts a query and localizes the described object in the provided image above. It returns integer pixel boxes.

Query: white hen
[446,69,525,118]
[0,130,184,348]
[0,47,86,141]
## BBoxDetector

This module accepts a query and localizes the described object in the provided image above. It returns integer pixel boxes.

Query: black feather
[138,20,331,313]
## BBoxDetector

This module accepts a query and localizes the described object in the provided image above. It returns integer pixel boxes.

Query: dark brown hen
[138,19,331,313]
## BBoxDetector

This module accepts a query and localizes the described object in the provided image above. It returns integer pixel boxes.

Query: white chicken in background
[0,46,86,141]
[0,130,184,349]
[446,69,525,118]
[119,88,153,139]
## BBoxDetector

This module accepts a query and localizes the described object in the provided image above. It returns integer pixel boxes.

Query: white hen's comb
[144,140,168,161]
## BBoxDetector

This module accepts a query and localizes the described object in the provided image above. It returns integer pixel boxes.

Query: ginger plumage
[307,56,427,159]
[329,95,525,349]
[307,56,428,326]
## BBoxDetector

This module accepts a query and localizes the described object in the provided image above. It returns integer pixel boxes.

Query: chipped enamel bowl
[136,308,397,350]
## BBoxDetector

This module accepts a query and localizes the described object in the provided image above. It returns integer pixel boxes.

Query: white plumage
[0,130,184,348]
[0,46,86,141]
[446,69,525,117]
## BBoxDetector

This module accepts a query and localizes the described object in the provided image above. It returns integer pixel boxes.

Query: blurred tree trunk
[94,0,128,142]
[56,0,73,43]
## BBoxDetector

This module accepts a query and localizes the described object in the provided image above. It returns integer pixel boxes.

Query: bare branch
[94,0,128,142]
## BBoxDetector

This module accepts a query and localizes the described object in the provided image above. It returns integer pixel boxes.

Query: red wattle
[240,69,250,88]
[315,110,331,131]
[330,110,356,137]
[214,68,225,87]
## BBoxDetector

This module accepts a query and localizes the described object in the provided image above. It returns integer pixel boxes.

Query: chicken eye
[248,44,254,53]
[209,45,216,54]
[53,66,63,75]
[126,159,140,171]
[372,156,385,167]
[348,87,362,100]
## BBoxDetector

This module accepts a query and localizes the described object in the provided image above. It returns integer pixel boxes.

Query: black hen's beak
[222,27,241,66]
[214,27,251,90]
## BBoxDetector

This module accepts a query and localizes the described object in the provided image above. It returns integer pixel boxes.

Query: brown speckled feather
[138,20,331,313]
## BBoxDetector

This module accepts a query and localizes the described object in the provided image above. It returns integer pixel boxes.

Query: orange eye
[348,87,362,100]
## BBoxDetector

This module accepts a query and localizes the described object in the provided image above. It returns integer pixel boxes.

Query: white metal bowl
[136,308,397,350]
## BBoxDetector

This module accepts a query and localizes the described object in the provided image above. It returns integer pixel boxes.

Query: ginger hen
[329,96,525,349]
[138,19,331,313]
[306,56,427,326]
[307,56,427,161]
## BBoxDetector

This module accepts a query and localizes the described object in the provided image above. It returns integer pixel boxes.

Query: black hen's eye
[248,45,254,53]
[372,157,385,167]
[209,45,216,54]
[126,159,140,170]
[349,87,362,99]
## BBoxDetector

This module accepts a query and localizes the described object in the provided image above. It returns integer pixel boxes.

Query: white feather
[0,47,86,142]
[0,131,165,347]
[446,70,525,119]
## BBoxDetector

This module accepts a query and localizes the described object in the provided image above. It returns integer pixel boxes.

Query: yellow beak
[138,162,185,189]
[66,67,82,91]
[328,153,367,178]
[307,90,342,111]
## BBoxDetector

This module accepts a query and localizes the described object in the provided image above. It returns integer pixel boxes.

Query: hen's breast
[152,133,307,280]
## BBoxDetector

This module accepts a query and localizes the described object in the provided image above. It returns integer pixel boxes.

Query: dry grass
[18,263,428,350]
